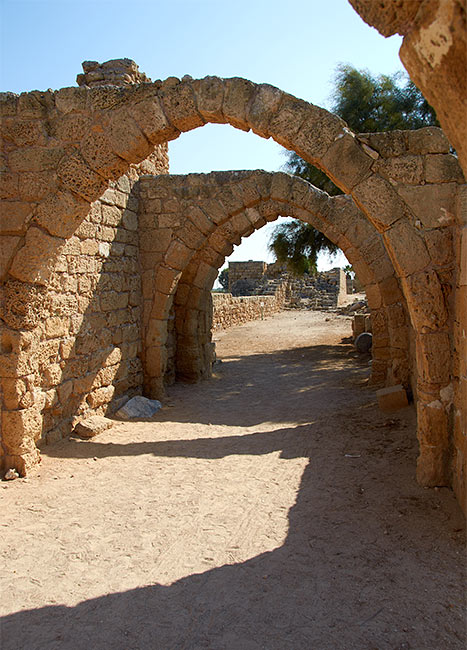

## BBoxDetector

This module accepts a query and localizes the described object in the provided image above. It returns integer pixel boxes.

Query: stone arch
[2,76,463,486]
[138,171,409,399]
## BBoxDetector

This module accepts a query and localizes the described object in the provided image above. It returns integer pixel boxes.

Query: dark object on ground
[355,332,372,353]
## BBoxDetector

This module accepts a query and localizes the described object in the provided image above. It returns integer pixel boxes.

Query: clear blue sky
[1,0,404,269]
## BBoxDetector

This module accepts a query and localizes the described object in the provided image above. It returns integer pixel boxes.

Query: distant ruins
[0,47,465,510]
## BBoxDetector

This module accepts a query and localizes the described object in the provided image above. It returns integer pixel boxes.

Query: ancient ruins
[0,48,466,511]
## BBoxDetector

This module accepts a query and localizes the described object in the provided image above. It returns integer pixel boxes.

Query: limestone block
[353,174,409,231]
[322,133,374,192]
[80,131,128,179]
[222,78,256,132]
[140,228,172,253]
[9,227,63,285]
[173,224,203,253]
[293,105,346,163]
[35,189,90,238]
[146,319,168,348]
[9,147,64,172]
[425,153,465,183]
[87,385,115,409]
[122,208,138,231]
[159,81,204,132]
[103,107,153,163]
[247,83,283,138]
[115,395,162,420]
[268,95,310,149]
[374,154,423,184]
[417,400,449,446]
[192,76,226,124]
[416,331,451,385]
[2,408,42,452]
[0,172,19,199]
[3,118,48,147]
[100,187,128,208]
[155,265,179,296]
[100,291,129,311]
[0,235,20,279]
[144,345,167,376]
[55,86,88,114]
[149,291,171,320]
[405,271,448,330]
[376,384,409,412]
[184,204,214,235]
[396,183,457,228]
[73,415,113,438]
[424,228,453,267]
[383,220,430,277]
[57,154,108,202]
[55,113,93,143]
[406,127,450,155]
[0,92,18,116]
[1,378,27,410]
[0,201,32,233]
[165,239,193,270]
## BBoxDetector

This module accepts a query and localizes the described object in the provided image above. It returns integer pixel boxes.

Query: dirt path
[1,311,465,650]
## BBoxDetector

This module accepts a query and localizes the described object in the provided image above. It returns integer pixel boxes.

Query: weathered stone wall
[0,65,465,509]
[212,289,286,331]
[0,61,169,472]
[228,261,267,291]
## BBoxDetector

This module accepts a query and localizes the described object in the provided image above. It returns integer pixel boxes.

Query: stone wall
[228,261,267,291]
[212,289,286,331]
[0,61,169,472]
[1,63,465,509]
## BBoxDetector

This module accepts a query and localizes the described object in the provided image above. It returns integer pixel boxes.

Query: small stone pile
[77,59,151,87]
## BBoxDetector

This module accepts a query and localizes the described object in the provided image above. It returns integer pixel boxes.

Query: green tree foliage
[218,267,229,291]
[270,65,439,274]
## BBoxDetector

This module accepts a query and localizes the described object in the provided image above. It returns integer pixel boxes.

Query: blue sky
[1,0,404,269]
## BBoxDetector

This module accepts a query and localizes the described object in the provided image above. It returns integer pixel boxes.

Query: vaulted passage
[1,64,465,504]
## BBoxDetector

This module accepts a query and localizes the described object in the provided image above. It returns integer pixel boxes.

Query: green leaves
[269,65,439,275]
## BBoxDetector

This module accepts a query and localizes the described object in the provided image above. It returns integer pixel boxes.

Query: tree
[269,65,439,273]
[218,267,229,291]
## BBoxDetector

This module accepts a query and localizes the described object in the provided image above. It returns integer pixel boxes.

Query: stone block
[192,76,226,124]
[376,384,409,412]
[383,220,430,277]
[322,133,374,192]
[222,78,256,132]
[115,395,162,420]
[247,83,283,138]
[160,81,204,132]
[396,183,457,228]
[9,226,62,284]
[73,415,113,438]
[0,235,20,279]
[87,385,115,409]
[0,201,32,233]
[353,174,409,231]
[425,153,464,183]
[80,131,128,179]
[57,154,107,202]
[406,127,450,155]
[2,408,42,452]
[103,107,153,163]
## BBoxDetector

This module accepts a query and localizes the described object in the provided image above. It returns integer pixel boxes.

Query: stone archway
[1,74,464,490]
[138,171,409,398]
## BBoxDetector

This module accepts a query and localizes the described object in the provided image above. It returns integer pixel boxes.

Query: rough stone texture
[73,415,113,438]
[0,61,465,510]
[376,384,410,412]
[212,291,285,331]
[115,395,162,420]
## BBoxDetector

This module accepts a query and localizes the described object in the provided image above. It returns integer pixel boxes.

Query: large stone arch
[1,75,464,489]
[138,171,408,398]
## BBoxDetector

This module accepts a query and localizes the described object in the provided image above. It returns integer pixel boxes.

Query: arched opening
[1,76,462,489]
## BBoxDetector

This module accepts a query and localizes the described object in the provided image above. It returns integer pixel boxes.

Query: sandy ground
[1,310,465,650]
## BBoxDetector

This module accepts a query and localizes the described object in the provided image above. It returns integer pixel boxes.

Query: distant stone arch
[138,171,408,398]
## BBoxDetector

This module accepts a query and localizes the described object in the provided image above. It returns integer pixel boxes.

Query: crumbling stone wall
[0,61,169,473]
[350,0,467,530]
[0,65,465,509]
[228,261,267,292]
[212,290,286,331]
